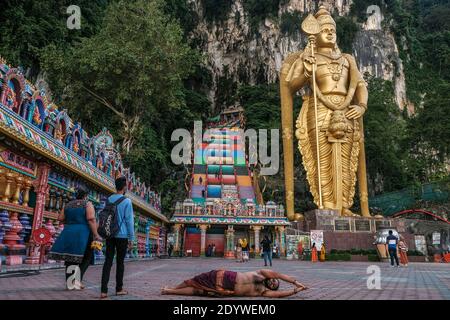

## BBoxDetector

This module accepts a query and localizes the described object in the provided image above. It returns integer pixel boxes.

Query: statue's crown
[314,5,336,28]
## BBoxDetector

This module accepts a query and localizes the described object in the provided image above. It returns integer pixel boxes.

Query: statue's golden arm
[348,55,368,113]
[346,79,368,120]
[354,80,368,109]
[345,56,368,119]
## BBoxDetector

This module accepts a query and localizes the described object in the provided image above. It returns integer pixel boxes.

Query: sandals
[116,290,128,296]
[100,290,128,299]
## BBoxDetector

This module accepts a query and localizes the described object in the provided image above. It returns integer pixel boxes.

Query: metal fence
[369,179,449,216]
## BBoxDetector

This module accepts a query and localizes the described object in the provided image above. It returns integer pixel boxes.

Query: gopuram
[279,6,409,255]
[0,57,168,267]
[170,106,290,258]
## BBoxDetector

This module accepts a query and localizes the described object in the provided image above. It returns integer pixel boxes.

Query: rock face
[187,0,412,112]
[353,30,412,114]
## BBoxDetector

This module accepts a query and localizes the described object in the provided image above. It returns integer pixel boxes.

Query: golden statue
[280,6,370,220]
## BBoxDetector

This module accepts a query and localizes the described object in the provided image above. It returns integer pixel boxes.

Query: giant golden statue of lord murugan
[280,6,371,221]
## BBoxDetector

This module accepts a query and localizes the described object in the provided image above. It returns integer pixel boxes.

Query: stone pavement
[0,258,449,300]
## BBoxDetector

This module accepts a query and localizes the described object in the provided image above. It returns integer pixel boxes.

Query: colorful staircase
[191,126,256,205]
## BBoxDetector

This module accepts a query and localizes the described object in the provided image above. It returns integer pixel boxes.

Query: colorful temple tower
[170,106,290,258]
[0,57,168,266]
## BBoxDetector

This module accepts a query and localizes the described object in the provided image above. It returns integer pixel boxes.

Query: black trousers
[101,238,128,294]
[65,234,93,281]
[388,248,399,266]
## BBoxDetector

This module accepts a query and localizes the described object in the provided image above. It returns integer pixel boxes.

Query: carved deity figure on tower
[280,6,370,220]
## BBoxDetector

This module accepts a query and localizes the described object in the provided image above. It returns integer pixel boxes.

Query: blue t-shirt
[386,235,398,250]
[108,194,135,241]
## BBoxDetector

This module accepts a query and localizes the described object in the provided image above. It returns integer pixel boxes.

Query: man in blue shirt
[101,176,135,298]
[386,230,400,267]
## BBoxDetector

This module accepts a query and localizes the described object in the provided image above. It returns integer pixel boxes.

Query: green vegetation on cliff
[0,0,109,79]
[243,0,281,32]
[381,0,450,180]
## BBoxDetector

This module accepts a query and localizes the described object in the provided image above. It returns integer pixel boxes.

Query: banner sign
[310,230,323,250]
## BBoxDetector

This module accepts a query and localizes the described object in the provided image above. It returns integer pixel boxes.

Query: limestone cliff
[186,0,413,113]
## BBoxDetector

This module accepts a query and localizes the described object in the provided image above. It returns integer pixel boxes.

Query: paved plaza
[0,258,449,300]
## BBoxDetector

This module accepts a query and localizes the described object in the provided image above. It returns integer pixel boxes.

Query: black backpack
[97,196,127,239]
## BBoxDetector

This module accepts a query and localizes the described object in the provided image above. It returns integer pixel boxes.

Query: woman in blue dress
[49,187,102,290]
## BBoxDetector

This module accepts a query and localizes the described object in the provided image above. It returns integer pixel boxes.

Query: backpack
[97,196,127,239]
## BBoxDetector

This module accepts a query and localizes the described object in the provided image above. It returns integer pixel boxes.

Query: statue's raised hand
[303,55,316,77]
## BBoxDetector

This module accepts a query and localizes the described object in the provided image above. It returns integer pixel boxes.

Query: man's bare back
[233,270,270,296]
[161,269,308,298]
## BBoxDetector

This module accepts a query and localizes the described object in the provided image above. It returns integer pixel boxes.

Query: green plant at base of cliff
[407,250,424,256]
[326,253,352,261]
[368,254,380,262]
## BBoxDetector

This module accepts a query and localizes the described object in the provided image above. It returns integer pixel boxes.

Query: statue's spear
[301,14,323,209]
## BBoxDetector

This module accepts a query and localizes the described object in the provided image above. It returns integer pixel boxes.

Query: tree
[0,0,108,79]
[406,80,450,181]
[41,0,198,154]
[364,75,410,194]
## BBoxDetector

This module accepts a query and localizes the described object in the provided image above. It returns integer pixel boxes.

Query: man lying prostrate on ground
[161,269,308,298]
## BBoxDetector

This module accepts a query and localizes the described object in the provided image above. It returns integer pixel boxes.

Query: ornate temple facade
[0,58,168,267]
[170,107,290,258]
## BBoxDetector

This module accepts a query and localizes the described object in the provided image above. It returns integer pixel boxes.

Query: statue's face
[317,24,336,48]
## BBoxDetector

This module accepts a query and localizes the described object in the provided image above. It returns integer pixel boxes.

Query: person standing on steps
[100,176,135,299]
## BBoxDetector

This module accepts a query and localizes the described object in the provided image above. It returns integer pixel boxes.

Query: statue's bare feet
[342,208,355,216]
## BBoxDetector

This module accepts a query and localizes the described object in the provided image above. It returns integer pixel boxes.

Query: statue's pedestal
[301,209,397,252]
[304,209,340,232]
[304,209,394,233]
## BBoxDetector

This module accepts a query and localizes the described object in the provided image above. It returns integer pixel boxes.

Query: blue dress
[48,200,91,264]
